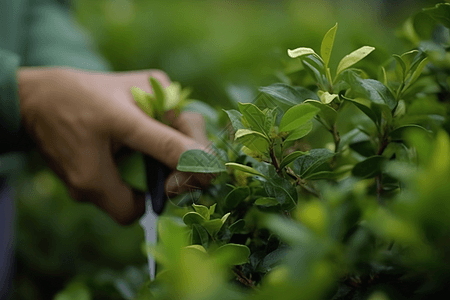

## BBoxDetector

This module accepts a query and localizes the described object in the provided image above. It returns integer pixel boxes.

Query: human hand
[18,67,211,224]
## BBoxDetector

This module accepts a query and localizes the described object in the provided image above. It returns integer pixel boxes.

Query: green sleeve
[23,0,111,70]
[0,0,111,173]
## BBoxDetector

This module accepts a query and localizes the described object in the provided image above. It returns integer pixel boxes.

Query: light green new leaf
[177,149,226,173]
[287,47,316,58]
[284,121,314,142]
[149,77,166,113]
[404,57,429,91]
[238,103,270,136]
[131,86,154,117]
[279,103,320,132]
[280,151,309,169]
[318,90,339,104]
[225,162,266,178]
[234,129,270,153]
[321,23,338,67]
[183,212,206,226]
[336,46,375,75]
[192,204,211,220]
[209,203,216,216]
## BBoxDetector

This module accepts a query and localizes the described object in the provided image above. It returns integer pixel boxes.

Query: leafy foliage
[134,5,450,299]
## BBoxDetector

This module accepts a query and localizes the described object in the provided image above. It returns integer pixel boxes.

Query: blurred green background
[12,0,443,299]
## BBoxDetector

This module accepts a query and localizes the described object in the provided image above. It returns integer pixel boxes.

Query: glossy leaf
[279,103,320,132]
[192,224,209,248]
[238,103,270,136]
[423,3,450,29]
[224,186,250,209]
[389,124,430,141]
[225,162,266,178]
[280,151,309,169]
[301,54,328,89]
[354,78,397,110]
[304,100,338,128]
[229,219,246,234]
[234,129,270,153]
[292,148,335,177]
[352,155,387,178]
[336,46,375,75]
[177,149,226,173]
[183,212,206,226]
[304,164,353,180]
[192,204,211,220]
[284,121,314,142]
[321,23,338,67]
[224,109,245,131]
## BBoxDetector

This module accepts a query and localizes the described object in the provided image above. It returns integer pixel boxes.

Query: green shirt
[0,0,110,175]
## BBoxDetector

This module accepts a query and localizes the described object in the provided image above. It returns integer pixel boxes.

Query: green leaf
[304,100,338,129]
[389,124,430,141]
[280,151,309,169]
[177,149,226,173]
[292,148,335,177]
[301,54,328,89]
[254,197,279,207]
[423,3,450,29]
[304,165,353,180]
[354,78,397,110]
[213,243,250,266]
[225,162,266,178]
[349,140,376,157]
[238,103,270,136]
[279,103,320,132]
[404,57,429,91]
[202,213,230,237]
[149,77,166,113]
[258,83,318,109]
[224,109,245,131]
[255,164,297,209]
[192,204,211,220]
[336,46,375,75]
[284,121,314,142]
[393,54,407,82]
[234,129,270,153]
[209,203,217,216]
[224,187,250,209]
[183,212,206,226]
[321,23,338,67]
[229,219,246,234]
[192,224,209,248]
[287,47,317,58]
[184,245,208,254]
[342,97,378,125]
[318,90,339,104]
[352,155,387,178]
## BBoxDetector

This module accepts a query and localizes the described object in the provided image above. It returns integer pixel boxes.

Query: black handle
[144,155,171,215]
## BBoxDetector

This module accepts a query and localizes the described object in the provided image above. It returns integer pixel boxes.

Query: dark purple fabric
[0,177,14,300]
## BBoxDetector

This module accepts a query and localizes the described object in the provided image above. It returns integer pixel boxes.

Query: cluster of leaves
[88,3,450,300]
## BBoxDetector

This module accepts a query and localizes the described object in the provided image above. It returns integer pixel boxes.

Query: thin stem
[286,167,321,198]
[270,146,280,172]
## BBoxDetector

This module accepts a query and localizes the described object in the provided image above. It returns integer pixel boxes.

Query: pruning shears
[139,155,171,280]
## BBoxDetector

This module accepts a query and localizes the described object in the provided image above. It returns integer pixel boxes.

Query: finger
[69,141,145,225]
[164,110,209,146]
[110,102,207,169]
